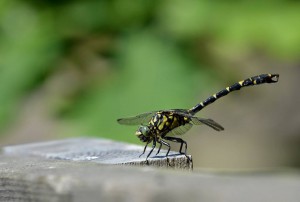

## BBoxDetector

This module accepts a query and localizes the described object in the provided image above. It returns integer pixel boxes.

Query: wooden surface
[3,138,193,170]
[1,138,300,202]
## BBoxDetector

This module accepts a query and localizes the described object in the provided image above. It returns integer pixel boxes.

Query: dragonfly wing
[165,123,193,136]
[117,111,156,125]
[165,109,190,116]
[191,117,224,131]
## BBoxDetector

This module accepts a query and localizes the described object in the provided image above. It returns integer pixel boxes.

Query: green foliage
[0,1,62,129]
[0,0,299,143]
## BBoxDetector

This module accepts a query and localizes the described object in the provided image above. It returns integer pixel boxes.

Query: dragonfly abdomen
[189,74,279,115]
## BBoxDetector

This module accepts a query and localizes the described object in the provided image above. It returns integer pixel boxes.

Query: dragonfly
[117,74,279,161]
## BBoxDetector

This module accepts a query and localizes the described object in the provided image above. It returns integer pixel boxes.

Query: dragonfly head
[135,125,150,142]
[135,125,150,136]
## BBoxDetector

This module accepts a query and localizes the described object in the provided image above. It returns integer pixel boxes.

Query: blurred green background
[0,0,299,169]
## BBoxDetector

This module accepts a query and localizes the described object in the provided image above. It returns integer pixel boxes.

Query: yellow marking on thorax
[150,119,154,125]
[253,80,257,84]
[170,117,179,129]
[162,115,168,123]
[158,115,168,131]
[158,123,164,130]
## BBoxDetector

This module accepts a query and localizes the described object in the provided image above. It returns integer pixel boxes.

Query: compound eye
[140,126,149,135]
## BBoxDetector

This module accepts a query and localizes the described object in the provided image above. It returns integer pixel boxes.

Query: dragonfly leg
[155,141,162,155]
[160,139,171,157]
[163,136,188,155]
[139,141,150,158]
[164,136,191,162]
[155,138,171,156]
[145,139,156,161]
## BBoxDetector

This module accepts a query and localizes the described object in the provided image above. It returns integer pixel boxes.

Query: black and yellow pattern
[188,74,279,115]
[117,73,279,161]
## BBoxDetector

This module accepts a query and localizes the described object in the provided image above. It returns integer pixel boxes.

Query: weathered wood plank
[0,155,299,202]
[3,138,193,170]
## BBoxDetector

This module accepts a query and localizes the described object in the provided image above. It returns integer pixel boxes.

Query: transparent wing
[165,123,193,136]
[117,111,156,125]
[190,117,224,131]
[164,109,190,116]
